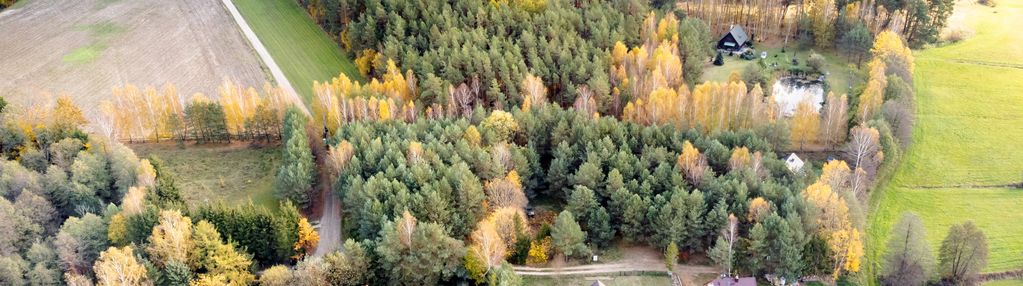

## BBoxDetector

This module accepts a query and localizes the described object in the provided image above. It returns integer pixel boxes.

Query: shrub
[943,28,973,43]
[742,64,770,88]
[807,52,826,73]
[526,237,552,265]
[713,52,724,66]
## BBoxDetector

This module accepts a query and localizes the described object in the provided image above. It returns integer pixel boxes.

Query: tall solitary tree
[938,221,988,285]
[881,212,935,286]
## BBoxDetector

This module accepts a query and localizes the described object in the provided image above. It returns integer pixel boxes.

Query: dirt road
[307,127,342,257]
[219,0,308,115]
[514,246,718,285]
[311,172,342,257]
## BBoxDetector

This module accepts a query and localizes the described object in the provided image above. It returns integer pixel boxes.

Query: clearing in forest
[232,0,363,103]
[132,143,281,210]
[867,0,1023,275]
[702,47,861,97]
[0,0,267,120]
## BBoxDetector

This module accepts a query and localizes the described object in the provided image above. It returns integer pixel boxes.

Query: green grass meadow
[866,0,1023,278]
[131,144,281,210]
[232,0,362,103]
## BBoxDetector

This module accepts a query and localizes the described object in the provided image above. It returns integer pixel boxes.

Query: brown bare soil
[0,0,268,119]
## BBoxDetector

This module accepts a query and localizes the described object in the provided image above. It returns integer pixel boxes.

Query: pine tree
[551,211,588,258]
[274,108,315,208]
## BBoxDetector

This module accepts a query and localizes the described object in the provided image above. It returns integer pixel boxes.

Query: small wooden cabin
[717,25,751,51]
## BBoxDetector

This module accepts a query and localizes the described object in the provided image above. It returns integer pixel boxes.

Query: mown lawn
[131,143,280,210]
[232,0,362,103]
[522,275,670,286]
[867,0,1023,279]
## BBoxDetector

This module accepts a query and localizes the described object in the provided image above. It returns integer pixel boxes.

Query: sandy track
[0,0,267,119]
[514,246,718,285]
[307,126,342,257]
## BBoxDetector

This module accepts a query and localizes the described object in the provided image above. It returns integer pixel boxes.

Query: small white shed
[785,153,804,172]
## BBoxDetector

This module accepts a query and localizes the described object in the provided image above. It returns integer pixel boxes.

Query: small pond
[772,76,824,117]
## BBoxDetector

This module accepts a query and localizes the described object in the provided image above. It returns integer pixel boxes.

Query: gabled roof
[785,153,804,171]
[726,25,750,46]
[590,280,606,286]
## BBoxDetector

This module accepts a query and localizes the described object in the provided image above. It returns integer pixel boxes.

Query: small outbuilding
[707,276,757,286]
[717,25,751,52]
[785,153,804,172]
[590,280,607,286]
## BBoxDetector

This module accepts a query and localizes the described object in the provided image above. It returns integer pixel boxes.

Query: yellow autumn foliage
[293,218,320,259]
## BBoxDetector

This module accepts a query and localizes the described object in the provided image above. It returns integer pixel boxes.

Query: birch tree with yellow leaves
[106,81,287,142]
[728,147,751,171]
[311,60,418,133]
[469,220,505,278]
[94,246,150,286]
[520,74,548,111]
[678,141,709,186]
[146,210,193,268]
[820,92,849,146]
[802,182,863,279]
[790,101,820,150]
[857,59,887,122]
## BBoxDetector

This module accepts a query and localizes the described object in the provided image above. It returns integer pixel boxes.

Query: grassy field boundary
[220,0,307,115]
[231,0,362,104]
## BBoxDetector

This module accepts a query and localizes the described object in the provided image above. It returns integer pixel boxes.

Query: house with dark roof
[717,25,751,52]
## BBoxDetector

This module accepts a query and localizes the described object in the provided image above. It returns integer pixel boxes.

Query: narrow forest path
[307,127,342,257]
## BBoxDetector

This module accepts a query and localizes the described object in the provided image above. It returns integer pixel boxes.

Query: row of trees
[311,60,419,133]
[274,108,316,208]
[100,81,290,143]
